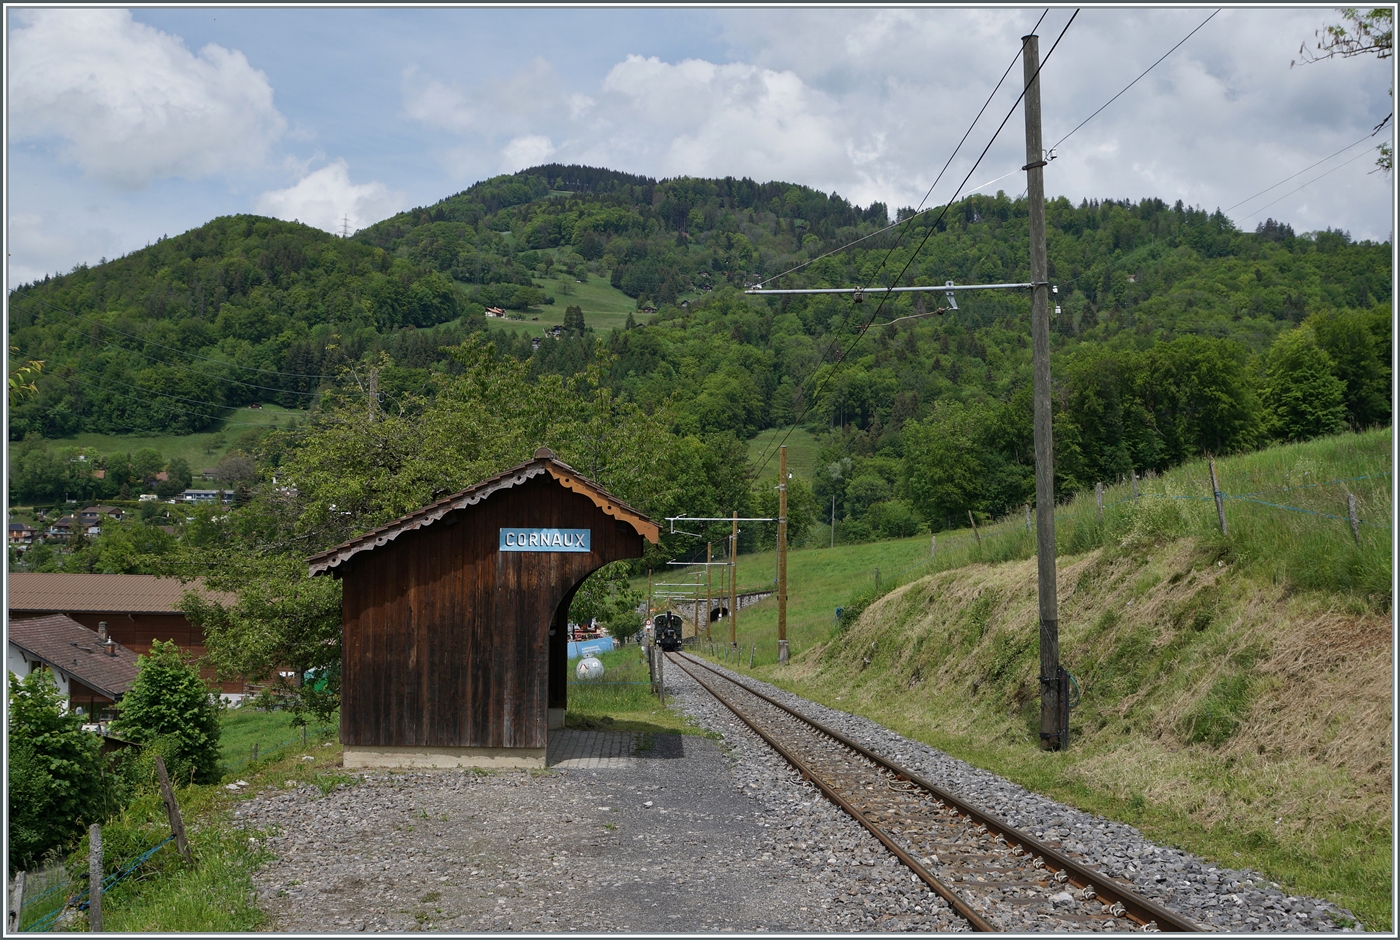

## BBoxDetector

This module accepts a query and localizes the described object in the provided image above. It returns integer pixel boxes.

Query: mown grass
[219,706,338,774]
[485,262,654,337]
[697,427,1392,930]
[564,645,709,736]
[41,403,309,470]
[746,426,823,485]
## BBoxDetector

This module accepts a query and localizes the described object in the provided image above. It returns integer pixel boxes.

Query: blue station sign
[499,527,592,552]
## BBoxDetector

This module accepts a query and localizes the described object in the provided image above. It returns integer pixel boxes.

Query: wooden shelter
[308,448,658,769]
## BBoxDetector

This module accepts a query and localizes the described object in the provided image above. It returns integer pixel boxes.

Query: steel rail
[675,652,1200,933]
[666,652,996,931]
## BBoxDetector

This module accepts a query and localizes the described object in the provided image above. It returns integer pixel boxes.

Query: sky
[5,5,1395,289]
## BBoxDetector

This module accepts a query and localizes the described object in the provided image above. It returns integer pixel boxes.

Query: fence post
[1025,503,1032,533]
[1095,482,1103,523]
[9,870,25,933]
[1130,470,1139,501]
[931,535,936,561]
[1208,458,1227,535]
[252,742,258,762]
[1347,493,1362,544]
[153,755,192,864]
[874,567,880,593]
[88,824,101,933]
[302,726,307,748]
[968,510,981,545]
[749,645,755,668]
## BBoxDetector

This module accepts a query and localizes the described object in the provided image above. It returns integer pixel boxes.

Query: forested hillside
[7,164,1391,540]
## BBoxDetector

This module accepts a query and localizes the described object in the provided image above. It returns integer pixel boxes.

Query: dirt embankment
[784,538,1390,891]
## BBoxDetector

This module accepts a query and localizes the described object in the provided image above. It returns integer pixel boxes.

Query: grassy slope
[482,262,656,337]
[38,404,308,469]
[746,426,823,484]
[694,428,1393,929]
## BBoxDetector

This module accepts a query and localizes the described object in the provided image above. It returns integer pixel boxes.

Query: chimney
[98,622,108,642]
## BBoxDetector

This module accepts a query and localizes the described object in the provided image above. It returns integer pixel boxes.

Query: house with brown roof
[8,523,36,546]
[7,614,140,719]
[79,506,125,527]
[7,573,247,702]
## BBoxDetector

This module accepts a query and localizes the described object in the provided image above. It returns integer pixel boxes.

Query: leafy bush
[7,669,108,869]
[110,641,222,785]
[866,499,923,539]
[609,610,644,643]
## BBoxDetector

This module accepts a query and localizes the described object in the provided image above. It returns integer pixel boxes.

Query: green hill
[7,163,1391,539]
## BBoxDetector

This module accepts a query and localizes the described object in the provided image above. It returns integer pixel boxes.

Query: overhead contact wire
[754,10,1080,482]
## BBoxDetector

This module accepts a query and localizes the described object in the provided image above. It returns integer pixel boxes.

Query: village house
[180,489,234,504]
[7,572,248,702]
[8,522,36,547]
[78,505,125,534]
[7,614,140,720]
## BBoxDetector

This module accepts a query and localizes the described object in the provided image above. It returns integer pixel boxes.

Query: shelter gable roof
[8,614,141,699]
[7,573,236,614]
[307,449,659,576]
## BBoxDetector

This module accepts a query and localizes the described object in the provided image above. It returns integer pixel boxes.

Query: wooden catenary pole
[778,447,790,664]
[729,512,739,648]
[704,542,713,640]
[154,754,192,863]
[1024,32,1062,752]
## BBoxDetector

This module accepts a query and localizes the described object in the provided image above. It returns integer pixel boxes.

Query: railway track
[668,651,1200,934]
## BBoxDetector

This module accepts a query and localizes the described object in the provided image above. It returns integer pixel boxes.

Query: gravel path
[233,656,1363,933]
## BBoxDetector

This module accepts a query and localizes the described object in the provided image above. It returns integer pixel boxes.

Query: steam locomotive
[653,612,685,652]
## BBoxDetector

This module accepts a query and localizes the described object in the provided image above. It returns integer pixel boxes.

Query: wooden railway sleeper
[669,654,998,932]
[676,652,1201,933]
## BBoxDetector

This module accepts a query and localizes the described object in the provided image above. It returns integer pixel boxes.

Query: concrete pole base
[777,640,789,664]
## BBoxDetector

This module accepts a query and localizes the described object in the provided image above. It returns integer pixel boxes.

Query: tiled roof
[307,447,660,576]
[8,614,140,699]
[7,573,237,614]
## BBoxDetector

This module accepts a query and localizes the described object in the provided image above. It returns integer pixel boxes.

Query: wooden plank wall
[340,475,642,749]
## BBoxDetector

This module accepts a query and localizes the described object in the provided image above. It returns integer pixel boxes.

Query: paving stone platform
[546,729,636,768]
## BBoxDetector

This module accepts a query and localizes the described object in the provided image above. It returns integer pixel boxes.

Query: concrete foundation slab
[343,745,545,770]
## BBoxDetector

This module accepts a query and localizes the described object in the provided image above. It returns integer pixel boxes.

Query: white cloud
[501,135,556,172]
[254,160,405,235]
[5,212,122,287]
[403,57,569,137]
[7,8,286,188]
[400,9,1390,240]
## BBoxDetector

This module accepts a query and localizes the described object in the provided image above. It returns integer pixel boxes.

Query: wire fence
[841,464,1392,604]
[20,834,176,931]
